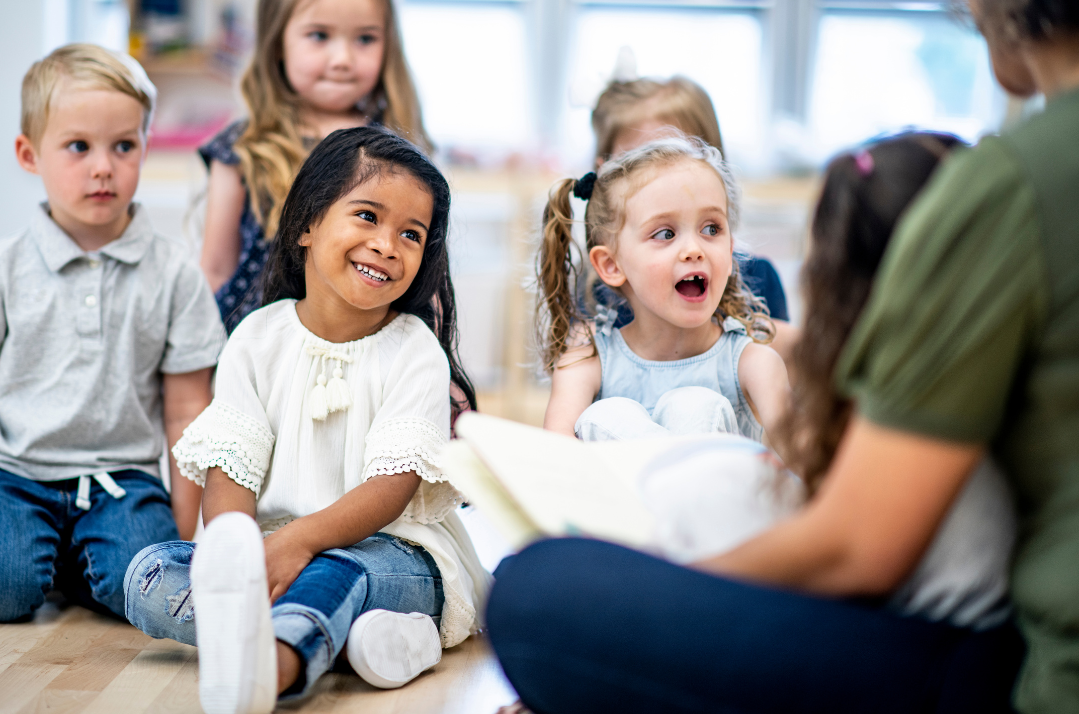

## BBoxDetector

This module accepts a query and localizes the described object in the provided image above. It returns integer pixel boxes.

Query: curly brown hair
[536,134,772,373]
[774,132,964,492]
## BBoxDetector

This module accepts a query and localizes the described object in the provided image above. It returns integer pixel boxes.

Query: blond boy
[0,44,224,622]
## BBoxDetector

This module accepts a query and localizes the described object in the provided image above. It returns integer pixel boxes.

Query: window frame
[398,0,992,166]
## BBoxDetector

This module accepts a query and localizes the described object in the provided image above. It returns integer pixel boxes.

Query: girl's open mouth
[675,275,708,300]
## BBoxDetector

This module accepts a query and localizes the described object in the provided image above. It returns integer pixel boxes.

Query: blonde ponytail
[537,179,594,372]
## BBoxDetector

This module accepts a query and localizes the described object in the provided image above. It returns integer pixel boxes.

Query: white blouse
[173,300,490,647]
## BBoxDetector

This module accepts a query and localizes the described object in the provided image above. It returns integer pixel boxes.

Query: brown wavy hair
[235,0,431,238]
[536,134,772,373]
[775,132,963,492]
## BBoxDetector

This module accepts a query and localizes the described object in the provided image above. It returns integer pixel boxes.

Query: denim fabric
[125,532,444,697]
[0,468,178,622]
[593,317,764,443]
[488,538,1025,714]
[575,386,740,442]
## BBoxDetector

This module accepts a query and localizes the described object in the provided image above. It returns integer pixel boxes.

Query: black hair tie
[573,171,597,200]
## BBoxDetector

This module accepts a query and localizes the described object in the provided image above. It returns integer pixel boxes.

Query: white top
[887,457,1015,630]
[173,300,490,647]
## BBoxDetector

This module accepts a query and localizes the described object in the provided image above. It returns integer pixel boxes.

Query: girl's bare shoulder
[554,321,601,369]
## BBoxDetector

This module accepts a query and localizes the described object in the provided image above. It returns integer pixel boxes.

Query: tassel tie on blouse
[305,344,354,420]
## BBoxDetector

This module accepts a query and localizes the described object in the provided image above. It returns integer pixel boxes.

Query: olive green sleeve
[836,138,1049,444]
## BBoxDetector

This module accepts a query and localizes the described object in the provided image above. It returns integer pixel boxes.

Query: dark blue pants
[487,538,1024,714]
[0,468,178,622]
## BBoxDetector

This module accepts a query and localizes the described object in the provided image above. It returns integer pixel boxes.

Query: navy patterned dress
[199,120,269,334]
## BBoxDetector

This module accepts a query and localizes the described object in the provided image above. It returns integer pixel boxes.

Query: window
[562,6,764,168]
[808,8,1003,158]
[399,2,534,156]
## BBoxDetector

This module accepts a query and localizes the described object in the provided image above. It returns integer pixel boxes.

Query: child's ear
[15,135,39,175]
[589,245,626,288]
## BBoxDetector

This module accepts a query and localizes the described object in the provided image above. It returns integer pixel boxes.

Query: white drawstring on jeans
[75,472,128,511]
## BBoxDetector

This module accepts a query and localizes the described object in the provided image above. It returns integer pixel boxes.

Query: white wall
[0,4,47,235]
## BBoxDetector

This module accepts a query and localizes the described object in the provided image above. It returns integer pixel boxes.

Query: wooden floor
[0,601,517,714]
[0,507,519,714]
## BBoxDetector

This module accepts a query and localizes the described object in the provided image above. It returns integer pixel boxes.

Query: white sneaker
[346,610,442,689]
[191,512,277,714]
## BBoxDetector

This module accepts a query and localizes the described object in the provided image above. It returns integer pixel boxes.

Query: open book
[443,413,805,563]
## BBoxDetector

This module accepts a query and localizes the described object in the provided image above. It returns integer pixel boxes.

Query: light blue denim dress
[591,313,764,442]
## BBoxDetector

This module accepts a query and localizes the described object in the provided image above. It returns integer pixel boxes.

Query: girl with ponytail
[536,134,789,448]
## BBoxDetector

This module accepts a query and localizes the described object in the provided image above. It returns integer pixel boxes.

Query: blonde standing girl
[538,135,789,447]
[201,0,430,331]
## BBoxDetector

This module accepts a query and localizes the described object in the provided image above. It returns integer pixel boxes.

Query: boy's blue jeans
[0,467,178,622]
[124,532,444,697]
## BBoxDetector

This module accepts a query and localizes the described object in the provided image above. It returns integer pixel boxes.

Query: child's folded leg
[62,470,179,619]
[651,386,739,437]
[271,532,444,699]
[0,469,63,622]
[124,540,198,644]
[125,528,445,699]
[575,397,669,441]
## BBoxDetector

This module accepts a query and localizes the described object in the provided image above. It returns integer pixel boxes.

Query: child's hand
[263,525,318,603]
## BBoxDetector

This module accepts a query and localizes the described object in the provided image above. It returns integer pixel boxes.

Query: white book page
[453,413,658,547]
[442,440,542,550]
[449,413,806,561]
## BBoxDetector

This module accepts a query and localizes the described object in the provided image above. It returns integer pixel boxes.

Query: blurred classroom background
[0,0,1013,425]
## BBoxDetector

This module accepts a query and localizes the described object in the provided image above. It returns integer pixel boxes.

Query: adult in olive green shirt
[699,2,1079,712]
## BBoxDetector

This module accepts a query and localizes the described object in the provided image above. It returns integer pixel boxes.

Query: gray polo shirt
[0,204,226,482]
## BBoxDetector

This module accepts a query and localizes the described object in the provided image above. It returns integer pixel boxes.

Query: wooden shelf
[139,48,229,79]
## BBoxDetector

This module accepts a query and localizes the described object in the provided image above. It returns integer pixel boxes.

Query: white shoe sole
[346,610,442,689]
[191,512,277,714]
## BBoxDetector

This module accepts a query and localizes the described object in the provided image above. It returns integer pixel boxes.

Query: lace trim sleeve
[363,417,463,525]
[172,400,275,497]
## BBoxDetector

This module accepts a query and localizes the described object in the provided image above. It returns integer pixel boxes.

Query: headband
[573,171,597,200]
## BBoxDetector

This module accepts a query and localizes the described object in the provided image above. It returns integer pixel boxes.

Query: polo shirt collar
[33,205,83,273]
[33,203,153,272]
